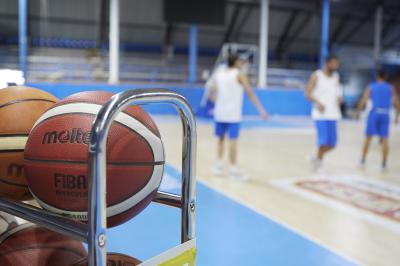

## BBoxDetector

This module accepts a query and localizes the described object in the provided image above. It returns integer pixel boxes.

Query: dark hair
[228,54,240,67]
[376,69,387,80]
[325,54,339,62]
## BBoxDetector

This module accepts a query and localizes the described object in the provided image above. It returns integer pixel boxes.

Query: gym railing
[0,88,197,266]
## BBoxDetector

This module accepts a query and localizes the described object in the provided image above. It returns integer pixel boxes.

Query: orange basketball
[0,223,87,266]
[0,86,58,201]
[24,91,165,227]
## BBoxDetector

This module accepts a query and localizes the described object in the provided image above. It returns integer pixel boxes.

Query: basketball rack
[0,89,197,266]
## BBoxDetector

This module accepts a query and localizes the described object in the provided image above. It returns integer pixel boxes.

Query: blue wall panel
[27,83,311,116]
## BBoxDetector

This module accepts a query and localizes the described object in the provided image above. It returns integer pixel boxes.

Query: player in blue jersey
[356,70,400,170]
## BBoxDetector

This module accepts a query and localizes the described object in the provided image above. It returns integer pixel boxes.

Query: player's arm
[238,73,268,119]
[206,76,217,102]
[355,86,370,120]
[305,72,324,112]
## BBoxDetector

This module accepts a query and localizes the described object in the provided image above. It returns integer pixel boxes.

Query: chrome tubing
[87,89,197,266]
[0,198,87,241]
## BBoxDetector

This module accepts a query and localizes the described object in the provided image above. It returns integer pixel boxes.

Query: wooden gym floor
[156,115,400,266]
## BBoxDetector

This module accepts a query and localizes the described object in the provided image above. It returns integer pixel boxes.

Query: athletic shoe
[381,162,388,172]
[308,155,322,172]
[359,159,366,170]
[212,160,224,176]
[228,166,249,181]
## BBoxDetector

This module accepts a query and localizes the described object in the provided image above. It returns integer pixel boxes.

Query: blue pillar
[19,0,28,79]
[319,0,330,68]
[188,25,198,84]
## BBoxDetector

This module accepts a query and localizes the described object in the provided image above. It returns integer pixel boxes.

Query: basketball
[0,223,87,266]
[73,252,141,266]
[24,91,165,227]
[0,86,58,201]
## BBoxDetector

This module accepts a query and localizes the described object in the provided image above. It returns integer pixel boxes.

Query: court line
[198,178,361,266]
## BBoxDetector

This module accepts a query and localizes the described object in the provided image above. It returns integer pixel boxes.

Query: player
[210,54,268,180]
[355,69,400,170]
[305,55,342,171]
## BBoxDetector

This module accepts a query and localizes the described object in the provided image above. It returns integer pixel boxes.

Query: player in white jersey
[209,54,268,180]
[305,55,342,171]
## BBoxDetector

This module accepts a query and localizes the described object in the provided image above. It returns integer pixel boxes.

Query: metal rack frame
[0,89,197,266]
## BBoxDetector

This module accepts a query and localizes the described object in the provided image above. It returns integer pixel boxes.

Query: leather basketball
[0,86,58,201]
[0,223,87,266]
[24,91,165,227]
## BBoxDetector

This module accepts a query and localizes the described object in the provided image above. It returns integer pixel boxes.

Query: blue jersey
[369,81,392,112]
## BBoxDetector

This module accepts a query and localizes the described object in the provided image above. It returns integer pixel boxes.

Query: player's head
[376,69,388,81]
[324,55,340,72]
[228,53,243,69]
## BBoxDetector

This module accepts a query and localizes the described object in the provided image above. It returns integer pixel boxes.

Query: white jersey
[213,68,244,123]
[311,69,342,120]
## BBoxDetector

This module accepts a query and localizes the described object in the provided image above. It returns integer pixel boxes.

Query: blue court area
[107,165,355,266]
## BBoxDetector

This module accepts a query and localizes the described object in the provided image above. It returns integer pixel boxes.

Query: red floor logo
[296,180,400,222]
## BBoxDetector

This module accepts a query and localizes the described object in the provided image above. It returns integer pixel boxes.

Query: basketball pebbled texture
[0,223,87,266]
[0,86,58,201]
[24,91,165,227]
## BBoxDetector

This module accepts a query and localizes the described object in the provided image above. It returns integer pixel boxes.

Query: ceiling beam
[280,12,313,54]
[221,3,242,44]
[330,13,350,48]
[232,6,254,41]
[383,28,400,49]
[381,10,398,41]
[276,10,299,55]
[97,0,108,48]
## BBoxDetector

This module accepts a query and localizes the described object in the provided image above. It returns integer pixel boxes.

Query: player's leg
[227,123,247,180]
[229,139,237,165]
[217,135,225,160]
[381,138,389,169]
[379,113,390,169]
[312,120,327,170]
[213,122,227,175]
[321,120,337,157]
[362,111,376,165]
[360,137,372,165]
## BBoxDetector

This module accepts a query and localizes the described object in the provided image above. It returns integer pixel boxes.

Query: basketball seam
[49,100,160,137]
[0,178,28,188]
[0,99,56,110]
[29,112,157,163]
[24,157,165,166]
[30,164,164,217]
[0,149,24,153]
[30,165,157,213]
[0,134,29,138]
[0,223,33,244]
[0,245,86,257]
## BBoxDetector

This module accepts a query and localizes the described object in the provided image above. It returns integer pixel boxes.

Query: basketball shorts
[366,111,390,138]
[315,120,337,147]
[215,122,240,139]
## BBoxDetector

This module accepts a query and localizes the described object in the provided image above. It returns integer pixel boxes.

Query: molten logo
[42,128,91,145]
[7,164,24,177]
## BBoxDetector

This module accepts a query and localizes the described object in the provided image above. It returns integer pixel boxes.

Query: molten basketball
[0,223,87,266]
[73,252,142,266]
[24,91,165,227]
[0,86,58,201]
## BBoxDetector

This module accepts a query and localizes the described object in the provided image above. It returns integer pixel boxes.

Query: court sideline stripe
[197,178,360,265]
